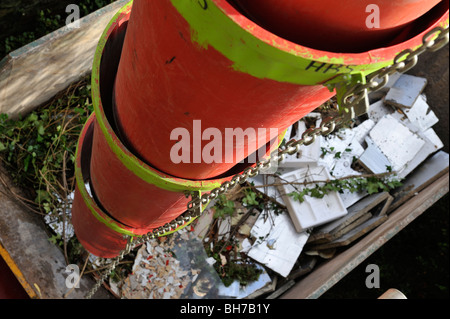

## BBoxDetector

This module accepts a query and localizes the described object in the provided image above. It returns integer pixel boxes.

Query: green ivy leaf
[24,154,31,172]
[310,188,324,199]
[35,189,51,204]
[28,113,38,122]
[38,124,45,136]
[367,182,379,194]
[288,191,305,203]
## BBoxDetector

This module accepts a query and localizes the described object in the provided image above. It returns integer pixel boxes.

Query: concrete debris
[389,109,443,179]
[249,173,286,207]
[319,126,360,172]
[358,136,393,174]
[217,263,274,299]
[119,228,225,299]
[397,128,443,179]
[277,166,348,233]
[367,100,396,123]
[384,74,427,108]
[247,210,310,277]
[368,72,402,102]
[316,121,372,208]
[43,191,75,241]
[402,94,439,132]
[111,74,446,299]
[280,114,322,168]
[284,123,294,142]
[369,114,425,174]
[307,192,393,245]
[365,87,443,179]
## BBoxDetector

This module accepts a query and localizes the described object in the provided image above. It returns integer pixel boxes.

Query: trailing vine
[0,77,93,264]
[286,173,403,203]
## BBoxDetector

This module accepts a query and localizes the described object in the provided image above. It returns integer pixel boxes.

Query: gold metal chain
[340,26,449,113]
[84,25,449,299]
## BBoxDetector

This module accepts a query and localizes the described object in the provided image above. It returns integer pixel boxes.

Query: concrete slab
[0,166,112,299]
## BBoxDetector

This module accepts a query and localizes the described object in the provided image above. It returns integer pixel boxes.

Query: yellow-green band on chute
[170,0,393,86]
[75,124,198,238]
[91,1,227,193]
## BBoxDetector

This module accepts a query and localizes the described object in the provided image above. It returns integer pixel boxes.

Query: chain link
[83,25,448,299]
[341,26,449,111]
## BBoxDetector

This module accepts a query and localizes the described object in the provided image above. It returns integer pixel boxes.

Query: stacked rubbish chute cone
[71,0,449,258]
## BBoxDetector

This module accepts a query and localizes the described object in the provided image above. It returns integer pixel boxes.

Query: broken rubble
[247,210,310,278]
[277,166,348,233]
[217,263,274,299]
[112,72,445,299]
[249,173,286,207]
[120,228,225,299]
[307,192,393,245]
[369,114,425,175]
[402,94,439,132]
[358,136,393,174]
[279,115,322,168]
[384,74,427,109]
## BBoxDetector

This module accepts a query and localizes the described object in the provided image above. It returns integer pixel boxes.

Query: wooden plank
[307,192,393,251]
[307,214,389,251]
[0,0,129,118]
[329,212,373,240]
[266,280,296,299]
[308,192,392,244]
[308,213,372,245]
[280,172,449,299]
[286,256,318,281]
[389,151,449,212]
